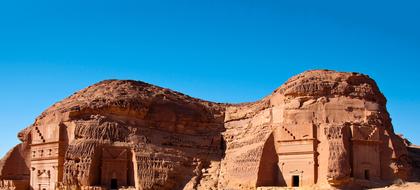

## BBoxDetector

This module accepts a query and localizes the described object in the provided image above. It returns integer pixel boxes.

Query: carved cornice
[30,141,65,147]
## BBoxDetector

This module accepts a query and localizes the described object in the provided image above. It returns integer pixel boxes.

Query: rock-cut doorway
[292,175,300,187]
[111,178,118,189]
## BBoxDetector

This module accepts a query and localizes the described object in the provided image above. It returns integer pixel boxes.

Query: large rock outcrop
[0,70,414,190]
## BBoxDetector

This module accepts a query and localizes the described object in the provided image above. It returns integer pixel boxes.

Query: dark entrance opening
[292,175,300,187]
[111,178,118,189]
[364,169,370,180]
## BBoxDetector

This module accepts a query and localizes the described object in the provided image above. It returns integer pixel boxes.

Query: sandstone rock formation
[0,70,416,190]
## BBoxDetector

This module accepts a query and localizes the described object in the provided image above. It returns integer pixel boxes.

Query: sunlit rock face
[222,70,410,189]
[0,70,413,190]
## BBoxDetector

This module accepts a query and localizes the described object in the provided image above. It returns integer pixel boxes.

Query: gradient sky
[0,0,419,157]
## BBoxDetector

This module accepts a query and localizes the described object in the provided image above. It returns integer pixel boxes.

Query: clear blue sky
[0,0,419,157]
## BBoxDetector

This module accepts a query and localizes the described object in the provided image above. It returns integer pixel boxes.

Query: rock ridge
[0,70,416,190]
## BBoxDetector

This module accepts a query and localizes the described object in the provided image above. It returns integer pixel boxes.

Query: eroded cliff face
[220,70,410,189]
[0,70,413,190]
[36,80,226,190]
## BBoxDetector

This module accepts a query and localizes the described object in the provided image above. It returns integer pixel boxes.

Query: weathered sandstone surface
[0,70,417,190]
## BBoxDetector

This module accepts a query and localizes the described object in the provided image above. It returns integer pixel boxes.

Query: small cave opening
[220,136,227,158]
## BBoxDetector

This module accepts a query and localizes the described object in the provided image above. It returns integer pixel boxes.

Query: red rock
[0,70,414,190]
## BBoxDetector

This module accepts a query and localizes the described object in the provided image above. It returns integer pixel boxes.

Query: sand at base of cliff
[370,182,420,190]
